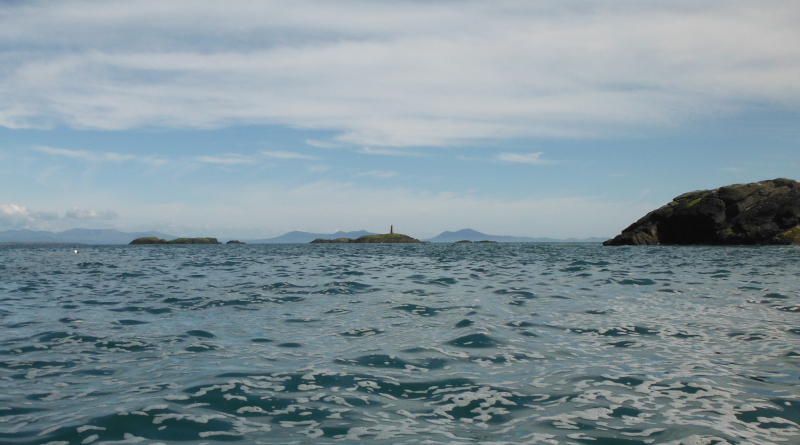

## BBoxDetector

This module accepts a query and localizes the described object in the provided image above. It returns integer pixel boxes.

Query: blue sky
[1,1,798,239]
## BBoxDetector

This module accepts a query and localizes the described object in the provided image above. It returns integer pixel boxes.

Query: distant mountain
[425,229,605,243]
[246,230,379,244]
[0,229,177,245]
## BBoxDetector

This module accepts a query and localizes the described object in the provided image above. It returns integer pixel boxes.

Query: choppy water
[1,243,799,445]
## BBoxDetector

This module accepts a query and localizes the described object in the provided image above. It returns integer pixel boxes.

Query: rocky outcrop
[130,237,168,244]
[311,233,421,243]
[130,237,221,245]
[604,178,800,246]
[226,240,246,244]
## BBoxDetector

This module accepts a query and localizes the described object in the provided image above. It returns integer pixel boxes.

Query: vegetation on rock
[604,178,800,245]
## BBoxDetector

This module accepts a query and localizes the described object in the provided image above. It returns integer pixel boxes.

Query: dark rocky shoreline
[605,178,800,246]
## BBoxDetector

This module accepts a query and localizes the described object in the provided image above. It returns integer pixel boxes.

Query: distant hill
[246,230,378,244]
[425,229,605,243]
[0,229,177,245]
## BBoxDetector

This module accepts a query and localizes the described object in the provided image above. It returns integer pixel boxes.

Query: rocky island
[129,237,222,245]
[311,233,421,244]
[604,178,800,245]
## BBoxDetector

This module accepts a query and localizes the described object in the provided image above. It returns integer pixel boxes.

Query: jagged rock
[604,178,800,246]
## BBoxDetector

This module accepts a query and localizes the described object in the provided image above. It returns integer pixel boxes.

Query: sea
[1,243,798,445]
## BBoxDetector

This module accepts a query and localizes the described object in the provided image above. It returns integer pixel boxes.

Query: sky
[1,0,799,240]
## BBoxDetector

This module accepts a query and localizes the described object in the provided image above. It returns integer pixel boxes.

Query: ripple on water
[392,303,445,316]
[1,243,799,443]
[448,333,502,348]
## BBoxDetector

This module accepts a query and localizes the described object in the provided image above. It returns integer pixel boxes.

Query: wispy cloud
[33,145,135,162]
[308,164,330,172]
[357,170,398,179]
[5,2,797,146]
[359,147,425,157]
[66,207,118,220]
[197,154,254,165]
[33,145,167,165]
[305,139,341,149]
[262,150,317,160]
[497,152,549,165]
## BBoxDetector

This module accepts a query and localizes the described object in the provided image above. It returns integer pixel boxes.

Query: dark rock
[226,240,245,244]
[168,237,221,244]
[130,237,221,245]
[604,178,800,245]
[129,237,168,244]
[455,240,473,243]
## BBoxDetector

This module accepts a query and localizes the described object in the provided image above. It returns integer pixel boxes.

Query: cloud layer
[0,204,111,229]
[2,1,799,146]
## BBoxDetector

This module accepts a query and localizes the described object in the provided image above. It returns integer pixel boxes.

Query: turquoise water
[1,243,798,444]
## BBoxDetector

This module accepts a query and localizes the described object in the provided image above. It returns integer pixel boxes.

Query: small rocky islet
[605,178,800,245]
[129,237,222,245]
[310,233,421,244]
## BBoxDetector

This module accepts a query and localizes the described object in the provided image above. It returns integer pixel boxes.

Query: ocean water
[1,243,799,445]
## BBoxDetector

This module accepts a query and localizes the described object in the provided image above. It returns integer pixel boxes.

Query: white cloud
[497,152,549,165]
[1,204,29,218]
[262,150,317,160]
[0,204,58,228]
[197,154,254,165]
[357,170,397,179]
[1,1,797,146]
[66,207,119,220]
[359,147,426,157]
